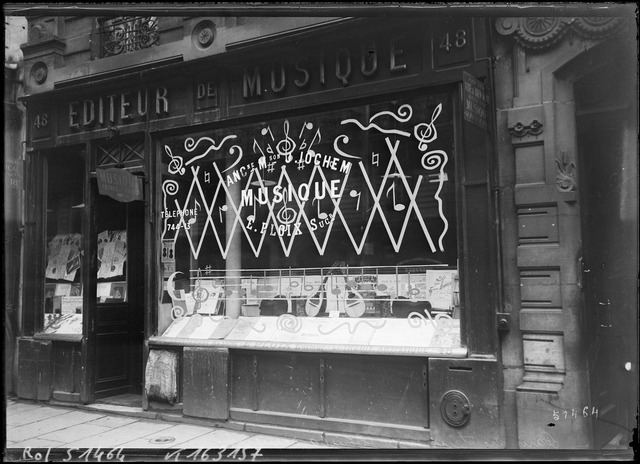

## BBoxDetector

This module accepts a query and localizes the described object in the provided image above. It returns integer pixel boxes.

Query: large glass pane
[42,153,84,335]
[158,91,461,351]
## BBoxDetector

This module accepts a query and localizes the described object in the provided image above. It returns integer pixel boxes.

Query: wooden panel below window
[182,347,229,420]
[16,338,52,401]
[230,351,429,436]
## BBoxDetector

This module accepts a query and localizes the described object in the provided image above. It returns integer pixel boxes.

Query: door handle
[578,257,590,289]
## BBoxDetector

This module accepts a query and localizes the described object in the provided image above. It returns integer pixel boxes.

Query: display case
[41,153,85,336]
[156,90,463,355]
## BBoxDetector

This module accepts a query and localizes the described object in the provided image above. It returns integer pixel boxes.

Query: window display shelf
[165,264,459,319]
[150,315,466,358]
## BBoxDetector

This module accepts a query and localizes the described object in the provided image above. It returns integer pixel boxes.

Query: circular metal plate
[441,390,470,427]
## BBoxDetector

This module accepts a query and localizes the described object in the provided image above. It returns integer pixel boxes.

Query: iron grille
[96,138,145,170]
[100,16,159,57]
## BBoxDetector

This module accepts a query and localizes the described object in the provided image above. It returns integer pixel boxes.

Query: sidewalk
[4,396,335,455]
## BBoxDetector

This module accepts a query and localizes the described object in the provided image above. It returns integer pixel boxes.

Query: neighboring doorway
[576,58,638,448]
[93,186,145,398]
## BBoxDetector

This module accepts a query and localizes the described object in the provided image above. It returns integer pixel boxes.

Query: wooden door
[577,90,638,447]
[94,189,145,398]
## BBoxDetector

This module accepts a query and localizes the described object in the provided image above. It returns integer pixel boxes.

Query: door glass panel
[96,194,128,303]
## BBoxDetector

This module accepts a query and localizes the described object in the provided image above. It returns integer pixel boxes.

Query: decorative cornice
[509,119,543,138]
[496,16,625,51]
[20,36,66,57]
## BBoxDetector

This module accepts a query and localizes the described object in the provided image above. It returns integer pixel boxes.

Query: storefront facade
[11,6,637,451]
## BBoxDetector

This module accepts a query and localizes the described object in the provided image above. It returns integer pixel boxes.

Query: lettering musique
[241,179,342,206]
[242,37,409,97]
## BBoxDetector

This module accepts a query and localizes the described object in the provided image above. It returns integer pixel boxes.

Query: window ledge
[34,332,82,343]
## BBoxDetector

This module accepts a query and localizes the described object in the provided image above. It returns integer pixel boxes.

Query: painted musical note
[299,121,313,138]
[247,201,257,223]
[386,182,406,212]
[372,151,379,166]
[261,126,275,140]
[313,197,328,220]
[276,120,296,163]
[219,204,228,222]
[253,138,264,156]
[349,189,361,211]
[194,199,201,214]
[310,128,321,147]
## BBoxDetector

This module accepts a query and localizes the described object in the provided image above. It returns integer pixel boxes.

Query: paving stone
[116,423,216,448]
[38,423,112,444]
[7,411,100,442]
[66,420,174,449]
[287,441,336,448]
[9,437,66,449]
[6,406,69,427]
[6,402,41,417]
[85,415,139,429]
[174,429,252,449]
[233,434,298,449]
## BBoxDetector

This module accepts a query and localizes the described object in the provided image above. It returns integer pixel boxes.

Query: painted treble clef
[414,103,443,151]
[276,120,296,163]
[165,145,185,175]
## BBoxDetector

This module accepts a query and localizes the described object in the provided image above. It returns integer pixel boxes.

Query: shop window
[158,92,461,352]
[41,153,85,335]
[99,16,159,57]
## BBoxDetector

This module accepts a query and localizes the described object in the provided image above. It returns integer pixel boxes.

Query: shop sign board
[4,158,23,190]
[462,71,488,130]
[48,20,487,139]
[97,168,143,202]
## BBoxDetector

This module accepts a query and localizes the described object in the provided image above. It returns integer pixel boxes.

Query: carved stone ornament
[29,22,52,42]
[556,151,577,192]
[30,61,48,85]
[192,20,216,50]
[572,16,624,38]
[508,119,544,138]
[496,16,625,51]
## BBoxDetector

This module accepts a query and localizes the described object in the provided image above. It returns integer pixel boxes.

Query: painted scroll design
[162,102,450,258]
[407,309,454,331]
